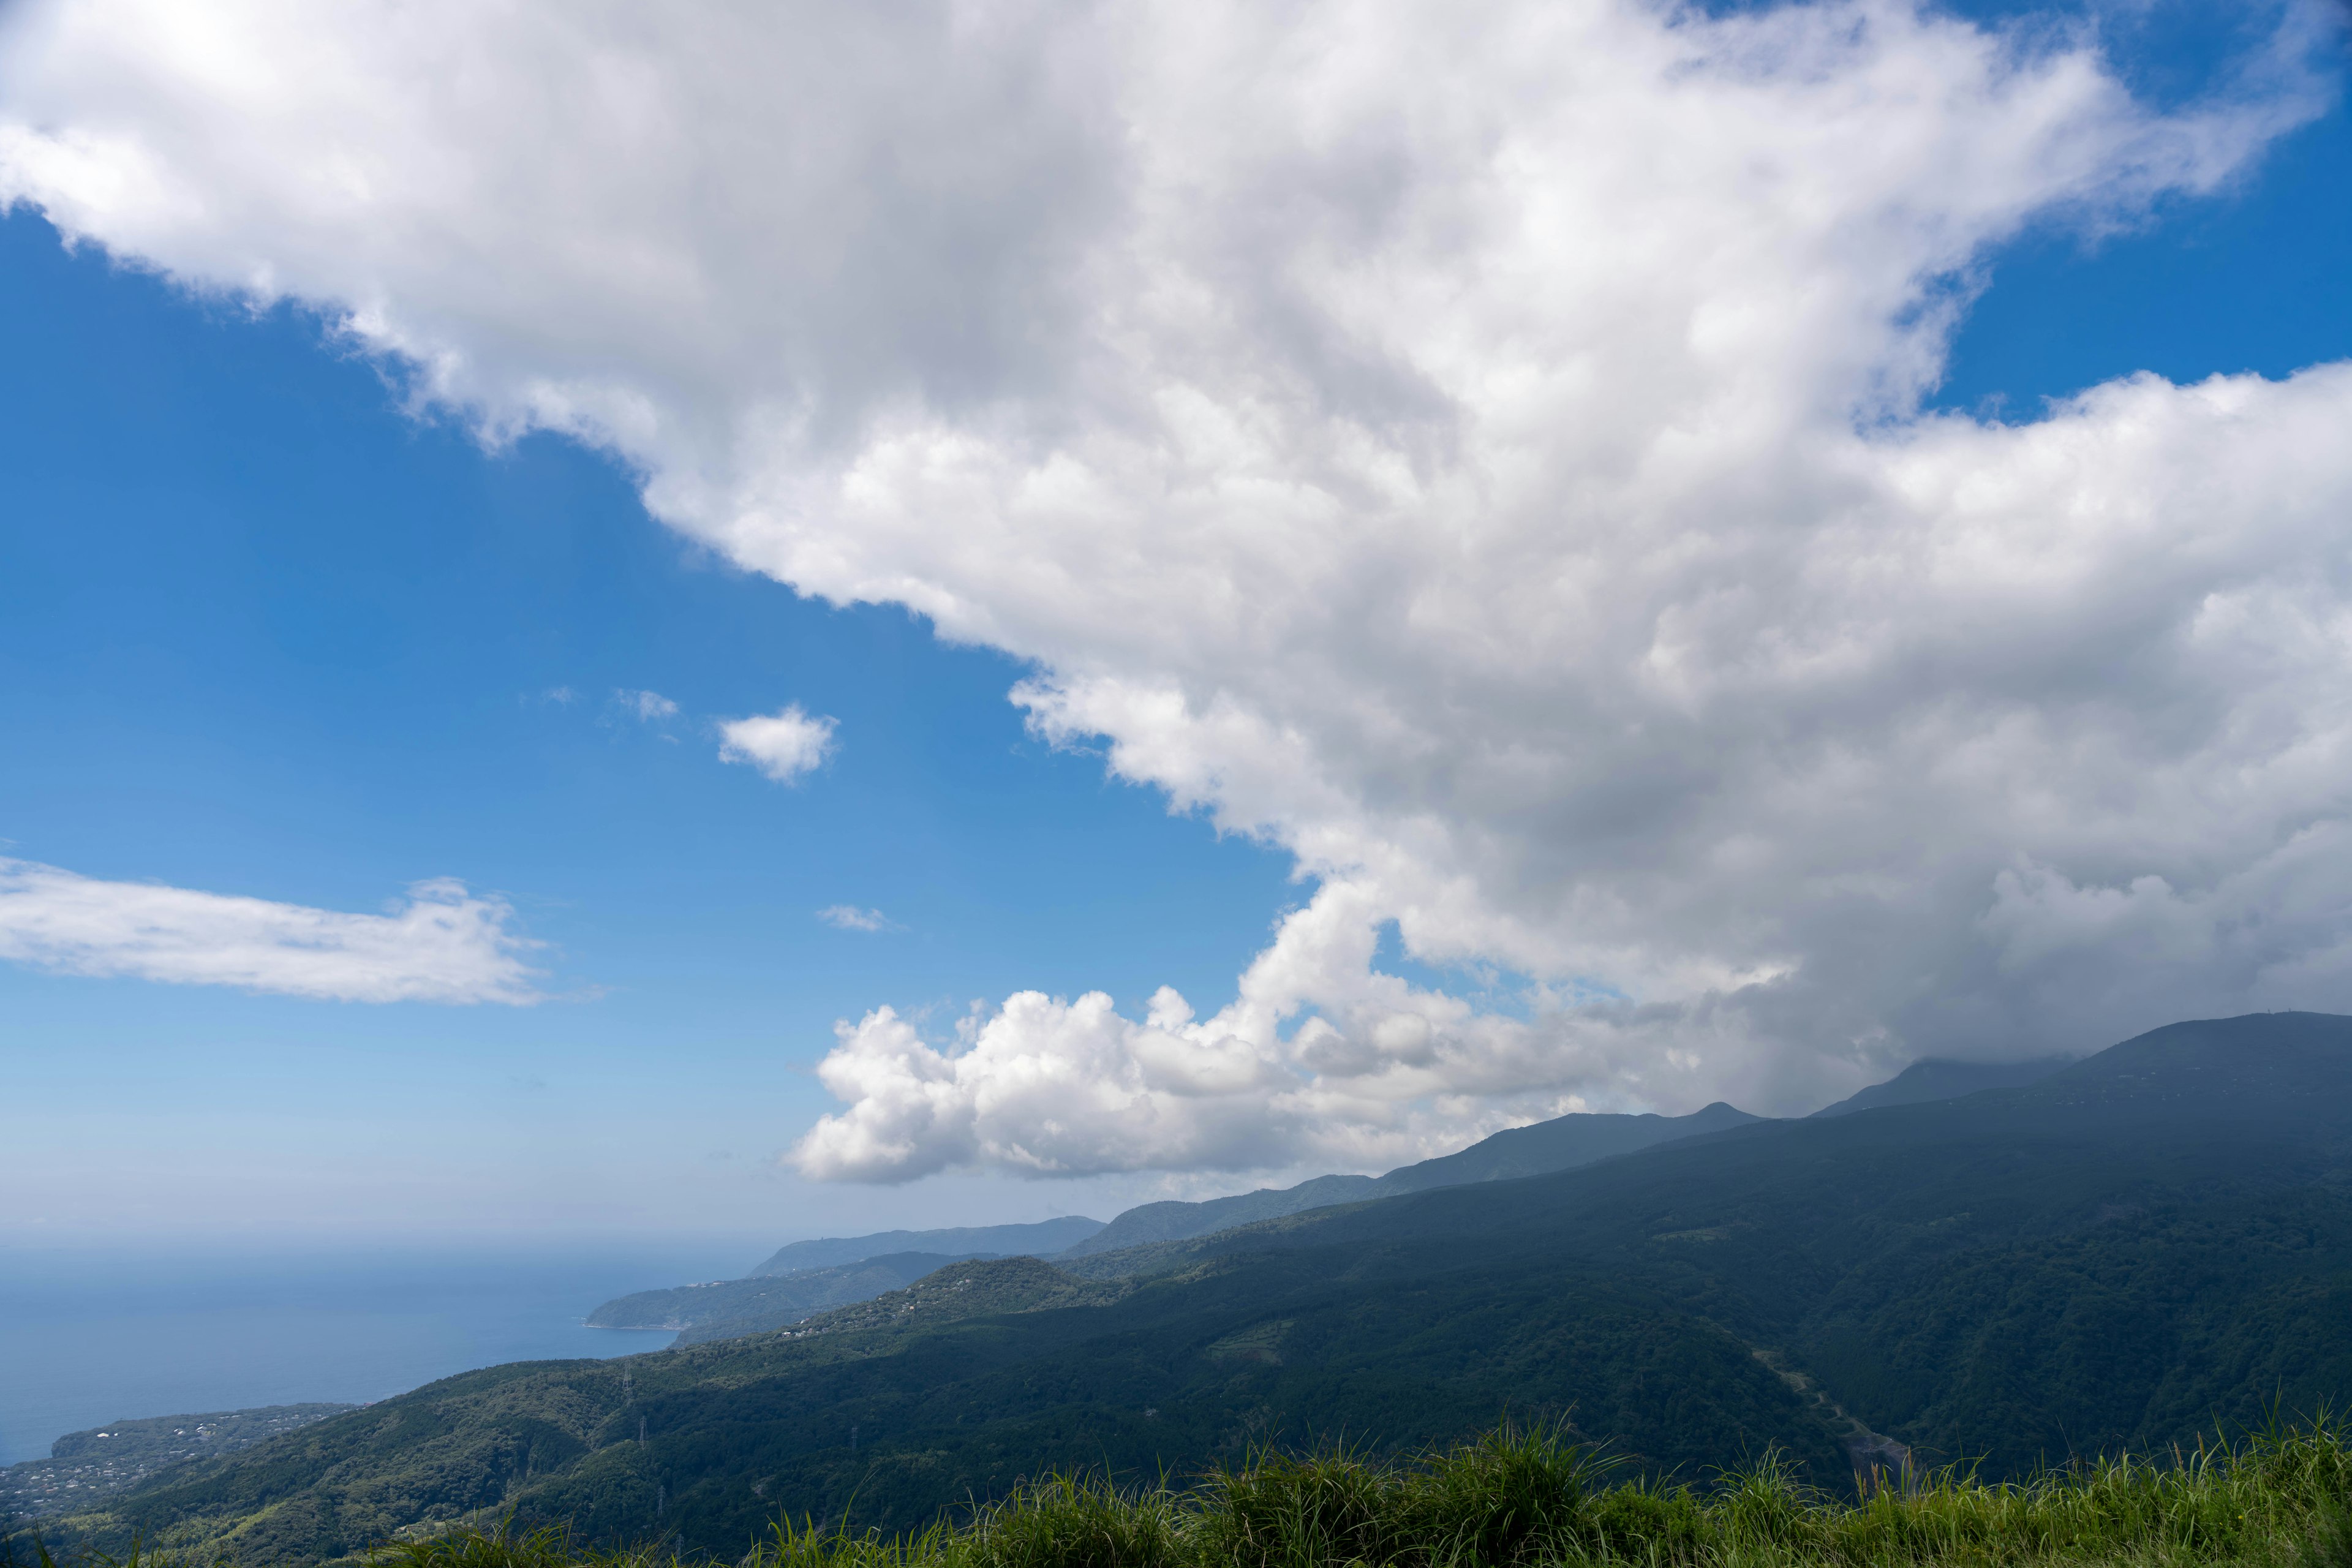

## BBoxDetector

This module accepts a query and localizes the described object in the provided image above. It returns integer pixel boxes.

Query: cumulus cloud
[818,905,897,933]
[0,858,546,1003]
[797,993,1289,1181]
[7,0,2351,1171]
[717,706,837,783]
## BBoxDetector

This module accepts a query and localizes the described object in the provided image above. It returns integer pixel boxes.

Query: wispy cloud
[613,688,679,723]
[0,858,547,1003]
[718,706,837,784]
[817,905,897,933]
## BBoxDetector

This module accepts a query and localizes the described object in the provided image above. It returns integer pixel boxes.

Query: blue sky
[0,218,1295,1240]
[3,0,2350,1243]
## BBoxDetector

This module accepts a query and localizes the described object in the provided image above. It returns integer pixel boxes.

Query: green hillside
[588,1255,997,1344]
[48,1257,1832,1561]
[342,1421,2352,1568]
[0,1406,353,1523]
[47,1420,2352,1568]
[46,1013,2352,1566]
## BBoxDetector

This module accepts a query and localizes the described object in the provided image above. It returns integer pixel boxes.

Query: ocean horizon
[0,1238,763,1466]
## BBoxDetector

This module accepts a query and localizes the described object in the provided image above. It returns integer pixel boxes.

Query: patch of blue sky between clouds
[0,207,1297,1238]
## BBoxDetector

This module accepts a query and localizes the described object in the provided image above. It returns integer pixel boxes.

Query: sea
[0,1240,761,1466]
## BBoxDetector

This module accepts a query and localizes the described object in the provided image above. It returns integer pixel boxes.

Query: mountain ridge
[1063,1101,1763,1257]
[747,1217,1103,1278]
[597,1101,1771,1340]
[1808,1055,2076,1118]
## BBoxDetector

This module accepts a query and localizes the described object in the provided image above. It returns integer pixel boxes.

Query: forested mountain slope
[65,1013,2352,1566]
[1060,1102,1759,1256]
[1076,1012,2352,1472]
[65,1255,1828,1563]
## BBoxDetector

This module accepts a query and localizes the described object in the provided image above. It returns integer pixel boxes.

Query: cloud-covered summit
[8,0,2350,1175]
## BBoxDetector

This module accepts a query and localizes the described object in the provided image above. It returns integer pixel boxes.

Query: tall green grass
[15,1421,2351,1568]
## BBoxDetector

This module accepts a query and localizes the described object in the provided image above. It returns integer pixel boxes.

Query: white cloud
[6,0,2350,1172]
[717,706,837,783]
[796,995,1290,1182]
[817,905,896,933]
[614,688,678,723]
[0,858,546,1003]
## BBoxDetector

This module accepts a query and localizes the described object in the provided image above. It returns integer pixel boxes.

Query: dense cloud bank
[8,0,2350,1175]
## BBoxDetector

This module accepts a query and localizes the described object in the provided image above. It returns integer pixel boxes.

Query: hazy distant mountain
[1809,1056,2075,1118]
[1060,1101,1759,1257]
[588,1253,982,1343]
[747,1216,1104,1276]
[1055,1174,1385,1254]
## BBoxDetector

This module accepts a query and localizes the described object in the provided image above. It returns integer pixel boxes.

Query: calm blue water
[0,1241,759,1465]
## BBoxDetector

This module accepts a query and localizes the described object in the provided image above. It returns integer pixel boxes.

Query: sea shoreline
[0,1243,736,1467]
